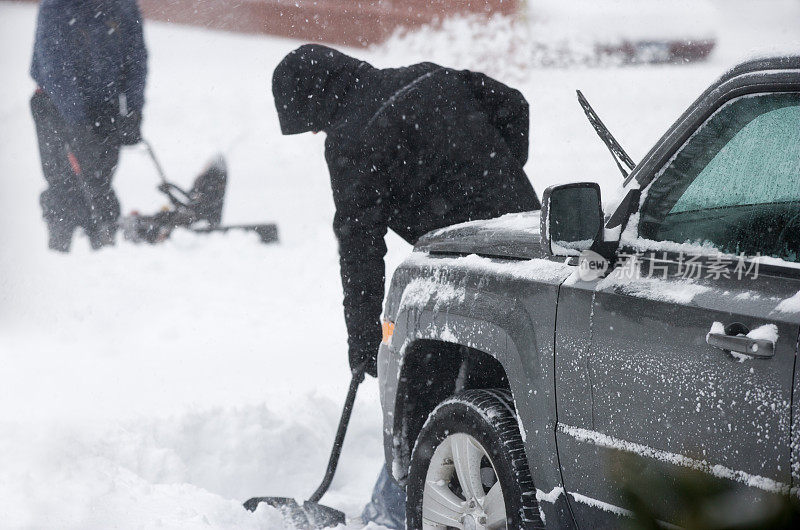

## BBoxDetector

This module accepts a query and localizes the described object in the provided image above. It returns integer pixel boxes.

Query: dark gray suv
[378,57,800,529]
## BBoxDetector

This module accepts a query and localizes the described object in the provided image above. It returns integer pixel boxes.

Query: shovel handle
[307,369,364,503]
[141,139,168,185]
[141,139,192,209]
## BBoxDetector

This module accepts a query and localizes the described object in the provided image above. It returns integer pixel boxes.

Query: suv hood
[414,211,545,260]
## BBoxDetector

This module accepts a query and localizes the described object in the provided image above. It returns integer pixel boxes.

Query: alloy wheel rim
[421,433,507,529]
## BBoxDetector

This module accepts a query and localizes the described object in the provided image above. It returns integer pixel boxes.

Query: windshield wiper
[576,90,636,179]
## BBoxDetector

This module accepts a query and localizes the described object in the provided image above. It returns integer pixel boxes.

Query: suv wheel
[406,389,543,529]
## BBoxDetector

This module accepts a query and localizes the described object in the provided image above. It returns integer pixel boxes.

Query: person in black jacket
[273,44,540,380]
[30,0,147,251]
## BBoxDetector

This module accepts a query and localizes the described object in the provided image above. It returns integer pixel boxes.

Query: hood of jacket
[272,44,374,135]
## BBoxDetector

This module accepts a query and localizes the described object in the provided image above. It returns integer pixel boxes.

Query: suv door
[555,90,800,526]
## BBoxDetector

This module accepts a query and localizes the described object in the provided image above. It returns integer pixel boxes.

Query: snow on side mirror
[541,182,603,257]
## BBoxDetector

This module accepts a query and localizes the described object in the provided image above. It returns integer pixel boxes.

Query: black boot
[47,222,74,253]
[86,222,117,250]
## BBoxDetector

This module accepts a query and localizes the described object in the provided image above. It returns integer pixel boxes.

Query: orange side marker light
[382,321,395,345]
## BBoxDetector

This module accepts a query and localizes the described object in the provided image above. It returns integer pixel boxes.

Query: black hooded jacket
[273,45,540,374]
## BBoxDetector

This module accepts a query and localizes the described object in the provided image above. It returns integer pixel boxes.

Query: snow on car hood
[414,211,545,260]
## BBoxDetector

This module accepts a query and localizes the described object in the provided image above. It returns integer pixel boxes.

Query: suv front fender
[379,252,574,520]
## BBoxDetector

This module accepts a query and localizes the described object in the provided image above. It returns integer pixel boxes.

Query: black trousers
[30,90,121,232]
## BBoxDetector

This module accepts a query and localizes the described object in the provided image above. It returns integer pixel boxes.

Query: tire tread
[413,389,544,529]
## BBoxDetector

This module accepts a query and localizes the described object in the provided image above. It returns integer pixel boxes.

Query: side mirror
[540,182,603,257]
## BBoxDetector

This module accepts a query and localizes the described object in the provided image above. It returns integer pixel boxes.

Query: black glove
[349,346,378,378]
[116,111,142,145]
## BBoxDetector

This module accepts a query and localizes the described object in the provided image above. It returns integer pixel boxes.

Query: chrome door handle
[706,322,775,359]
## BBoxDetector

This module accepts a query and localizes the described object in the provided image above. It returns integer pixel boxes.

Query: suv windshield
[639,92,800,262]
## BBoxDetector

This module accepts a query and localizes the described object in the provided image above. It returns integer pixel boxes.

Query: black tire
[406,389,544,529]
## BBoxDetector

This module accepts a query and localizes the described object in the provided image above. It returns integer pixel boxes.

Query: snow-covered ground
[0,1,797,528]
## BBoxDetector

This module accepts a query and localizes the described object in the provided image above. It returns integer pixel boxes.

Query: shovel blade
[243,497,345,529]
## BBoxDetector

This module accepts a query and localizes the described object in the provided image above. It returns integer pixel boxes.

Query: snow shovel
[120,139,279,244]
[243,368,365,528]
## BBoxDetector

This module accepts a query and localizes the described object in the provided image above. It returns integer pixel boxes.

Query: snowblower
[120,140,278,245]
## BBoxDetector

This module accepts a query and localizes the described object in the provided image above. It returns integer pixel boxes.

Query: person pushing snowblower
[30,0,278,251]
[30,0,147,252]
[252,44,540,528]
